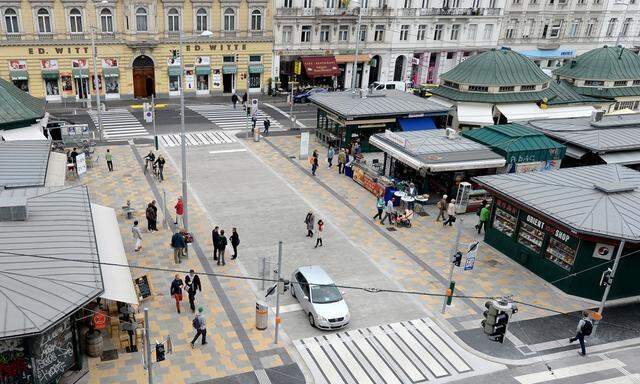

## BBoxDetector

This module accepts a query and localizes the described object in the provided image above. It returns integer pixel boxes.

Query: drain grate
[386,227,397,231]
[486,259,499,267]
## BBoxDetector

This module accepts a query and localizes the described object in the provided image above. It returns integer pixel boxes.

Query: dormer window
[614,80,628,87]
[521,84,536,91]
[584,80,604,86]
[468,85,488,92]
[499,86,515,92]
[443,80,459,89]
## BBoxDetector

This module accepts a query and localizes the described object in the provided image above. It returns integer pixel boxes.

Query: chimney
[0,197,28,221]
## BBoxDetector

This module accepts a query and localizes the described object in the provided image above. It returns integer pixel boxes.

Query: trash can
[255,301,268,330]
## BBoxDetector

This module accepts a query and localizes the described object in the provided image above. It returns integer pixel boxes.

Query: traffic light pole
[144,307,153,384]
[152,94,158,150]
[442,218,462,314]
[274,241,283,344]
[592,239,625,336]
[179,31,188,231]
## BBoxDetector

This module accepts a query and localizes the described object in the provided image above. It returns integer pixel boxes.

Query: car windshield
[310,284,342,304]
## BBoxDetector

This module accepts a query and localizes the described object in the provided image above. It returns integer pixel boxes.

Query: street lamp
[90,0,109,141]
[351,1,364,93]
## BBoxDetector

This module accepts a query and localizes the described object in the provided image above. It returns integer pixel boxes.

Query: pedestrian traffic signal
[453,251,462,267]
[155,343,165,362]
[481,300,515,344]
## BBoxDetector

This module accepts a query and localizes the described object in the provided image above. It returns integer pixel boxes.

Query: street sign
[464,242,479,271]
[300,132,310,160]
[251,98,259,117]
[464,256,475,271]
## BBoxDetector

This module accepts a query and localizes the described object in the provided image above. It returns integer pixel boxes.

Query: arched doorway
[368,55,381,86]
[133,55,155,98]
[393,56,406,82]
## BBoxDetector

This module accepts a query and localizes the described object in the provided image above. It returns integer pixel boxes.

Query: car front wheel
[291,285,296,298]
[308,313,316,328]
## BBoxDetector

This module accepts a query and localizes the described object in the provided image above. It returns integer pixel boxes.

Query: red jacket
[175,199,184,215]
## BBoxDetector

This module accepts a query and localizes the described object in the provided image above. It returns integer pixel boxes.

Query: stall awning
[195,66,211,75]
[10,70,28,80]
[369,134,424,170]
[497,103,546,121]
[91,203,139,305]
[72,68,89,78]
[248,64,264,74]
[599,151,640,165]
[545,105,596,119]
[335,54,371,64]
[168,66,181,76]
[0,125,47,141]
[301,56,340,78]
[398,117,436,131]
[222,65,237,74]
[426,157,506,172]
[457,103,494,126]
[41,69,59,79]
[103,67,120,78]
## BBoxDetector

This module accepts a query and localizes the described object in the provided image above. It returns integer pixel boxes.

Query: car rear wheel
[308,313,316,328]
[291,285,296,298]
[302,97,309,103]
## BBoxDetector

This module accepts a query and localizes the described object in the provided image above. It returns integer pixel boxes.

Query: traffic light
[155,343,165,362]
[453,251,462,267]
[600,268,613,287]
[171,49,179,60]
[481,300,514,343]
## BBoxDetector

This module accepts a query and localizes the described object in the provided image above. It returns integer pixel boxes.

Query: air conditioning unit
[445,127,458,139]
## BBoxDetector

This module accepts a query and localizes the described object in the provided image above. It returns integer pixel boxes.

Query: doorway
[133,55,155,98]
[75,78,89,99]
[223,73,234,93]
[368,55,381,86]
[393,55,406,82]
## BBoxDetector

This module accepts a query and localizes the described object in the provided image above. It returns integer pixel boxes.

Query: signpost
[464,242,479,271]
[76,153,87,175]
[252,98,259,142]
[299,132,310,160]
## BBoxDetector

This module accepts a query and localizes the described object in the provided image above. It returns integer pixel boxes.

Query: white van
[370,81,408,92]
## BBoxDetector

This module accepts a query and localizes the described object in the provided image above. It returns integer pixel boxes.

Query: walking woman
[170,274,184,314]
[314,220,324,248]
[305,212,315,238]
[146,202,157,232]
[373,193,385,221]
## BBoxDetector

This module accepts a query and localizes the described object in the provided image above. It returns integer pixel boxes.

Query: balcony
[419,7,502,16]
[69,33,86,40]
[37,32,53,40]
[397,8,417,16]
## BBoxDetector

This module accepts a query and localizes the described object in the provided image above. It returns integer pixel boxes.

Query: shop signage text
[525,214,545,230]
[27,43,248,56]
[29,47,90,55]
[525,213,574,243]
[170,44,247,54]
[496,199,518,216]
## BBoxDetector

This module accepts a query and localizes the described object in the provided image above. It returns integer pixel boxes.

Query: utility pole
[90,28,103,141]
[289,87,294,130]
[350,4,364,93]
[592,240,625,335]
[144,308,153,384]
[442,218,462,314]
[152,94,158,150]
[179,31,188,231]
[274,241,283,344]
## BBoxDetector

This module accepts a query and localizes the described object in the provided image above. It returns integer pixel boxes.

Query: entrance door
[133,55,155,98]
[75,78,89,99]
[222,73,234,93]
[368,55,381,86]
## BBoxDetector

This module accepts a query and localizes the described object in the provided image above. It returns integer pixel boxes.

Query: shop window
[521,84,536,91]
[168,8,180,32]
[614,80,628,87]
[301,25,311,42]
[249,72,261,88]
[105,77,119,95]
[196,8,208,32]
[100,9,113,33]
[69,8,83,34]
[544,237,576,271]
[417,25,426,40]
[492,201,517,237]
[433,24,443,40]
[224,8,235,31]
[169,75,180,92]
[136,7,148,32]
[251,10,262,31]
[45,78,59,96]
[338,25,349,41]
[12,79,28,93]
[517,222,545,253]
[37,8,52,34]
[4,8,19,34]
[197,74,209,91]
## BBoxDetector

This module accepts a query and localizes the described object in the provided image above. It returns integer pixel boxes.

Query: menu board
[492,199,518,237]
[135,275,152,299]
[517,218,545,253]
[29,318,75,384]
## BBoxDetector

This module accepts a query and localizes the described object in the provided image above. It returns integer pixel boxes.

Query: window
[37,8,51,34]
[549,23,561,38]
[469,85,488,92]
[338,25,348,41]
[326,0,335,7]
[100,9,113,33]
[577,0,585,3]
[224,8,235,31]
[421,0,429,7]
[506,26,514,38]
[513,0,521,3]
[282,26,292,43]
[404,0,411,7]
[446,52,454,59]
[467,24,477,40]
[452,0,460,6]
[284,0,293,7]
[483,24,493,40]
[168,8,179,32]
[320,25,330,42]
[301,25,311,42]
[450,24,460,40]
[634,80,640,85]
[521,84,536,91]
[584,80,605,86]
[223,55,235,63]
[359,25,367,41]
[303,0,312,7]
[621,17,631,36]
[499,86,515,92]
[196,8,207,32]
[443,81,459,89]
[136,7,147,31]
[568,20,579,37]
[251,10,262,31]
[250,55,261,62]
[614,80,628,87]
[586,19,595,37]
[338,0,348,7]
[69,8,83,33]
[434,24,443,40]
[4,9,19,34]
[606,18,616,37]
[400,24,409,40]
[417,24,427,40]
[374,24,384,41]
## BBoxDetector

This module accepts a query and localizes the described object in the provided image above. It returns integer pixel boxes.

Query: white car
[291,266,350,330]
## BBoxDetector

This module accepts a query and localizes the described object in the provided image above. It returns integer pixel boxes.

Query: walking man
[211,226,220,261]
[231,92,239,109]
[476,201,490,234]
[242,92,248,109]
[251,115,258,133]
[373,194,385,221]
[327,145,335,168]
[436,195,448,222]
[190,306,208,348]
[171,230,186,264]
[305,212,315,237]
[381,197,395,225]
[105,149,114,172]
[146,202,157,232]
[230,228,240,259]
[170,274,184,314]
[311,150,319,176]
[217,230,228,266]
[443,199,457,226]
[314,220,324,248]
[337,148,346,174]
[185,269,202,313]
[144,150,155,173]
[132,220,142,252]
[155,155,166,181]
[263,118,271,135]
[569,312,593,356]
[174,197,184,227]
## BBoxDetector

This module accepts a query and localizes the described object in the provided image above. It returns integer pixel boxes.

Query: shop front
[167,58,181,97]
[248,62,264,93]
[41,59,61,101]
[9,59,28,92]
[474,164,640,301]
[72,59,90,100]
[195,56,211,95]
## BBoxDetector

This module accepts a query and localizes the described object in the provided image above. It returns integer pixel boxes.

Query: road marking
[587,374,640,384]
[188,104,286,131]
[369,326,425,382]
[304,339,346,384]
[410,319,471,372]
[347,330,402,384]
[388,323,448,378]
[208,149,247,154]
[514,359,626,384]
[324,334,374,384]
[160,131,236,147]
[276,303,303,314]
[88,108,149,139]
[263,102,308,128]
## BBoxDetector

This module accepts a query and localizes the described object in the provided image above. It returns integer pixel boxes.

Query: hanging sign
[76,153,87,175]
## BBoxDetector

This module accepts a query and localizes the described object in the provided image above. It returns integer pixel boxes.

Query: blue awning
[398,117,436,131]
[518,49,576,59]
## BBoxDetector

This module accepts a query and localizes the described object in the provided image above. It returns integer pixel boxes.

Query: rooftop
[0,77,45,130]
[461,124,566,159]
[309,90,449,119]
[0,140,51,189]
[554,46,640,81]
[0,186,103,338]
[473,164,640,241]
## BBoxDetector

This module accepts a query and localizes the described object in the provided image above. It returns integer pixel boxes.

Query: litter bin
[255,301,268,330]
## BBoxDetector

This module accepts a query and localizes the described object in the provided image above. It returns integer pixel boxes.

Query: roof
[461,124,566,159]
[441,49,550,86]
[570,85,640,99]
[0,186,103,338]
[309,90,448,119]
[473,164,640,242]
[297,266,334,285]
[0,77,45,130]
[527,115,640,152]
[0,140,51,188]
[553,46,640,81]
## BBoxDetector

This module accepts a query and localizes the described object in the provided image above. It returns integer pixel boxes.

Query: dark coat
[185,274,202,292]
[230,232,240,246]
[170,278,183,295]
[146,205,157,221]
[171,232,186,248]
[218,235,228,249]
[212,229,220,249]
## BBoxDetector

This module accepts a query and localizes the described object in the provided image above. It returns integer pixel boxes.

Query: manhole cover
[386,227,397,231]
[486,259,499,267]
[101,349,119,362]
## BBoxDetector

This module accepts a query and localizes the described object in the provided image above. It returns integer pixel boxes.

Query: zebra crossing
[188,104,285,131]
[159,130,236,147]
[294,318,504,384]
[88,109,149,139]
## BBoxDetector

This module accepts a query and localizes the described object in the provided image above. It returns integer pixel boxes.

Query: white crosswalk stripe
[514,360,627,384]
[88,108,149,139]
[294,318,499,384]
[187,104,285,131]
[159,130,236,147]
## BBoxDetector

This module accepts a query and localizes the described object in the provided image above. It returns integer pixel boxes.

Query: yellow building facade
[0,0,273,101]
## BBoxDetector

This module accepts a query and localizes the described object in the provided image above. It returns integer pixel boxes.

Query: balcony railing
[397,8,417,16]
[69,33,85,40]
[419,7,502,16]
[5,33,21,40]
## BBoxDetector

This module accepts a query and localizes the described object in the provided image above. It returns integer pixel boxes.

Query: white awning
[565,144,588,159]
[457,103,494,126]
[429,96,454,109]
[599,151,640,165]
[91,203,139,305]
[545,105,596,119]
[45,152,67,187]
[497,103,546,121]
[0,125,47,141]
[427,158,506,172]
[369,134,424,170]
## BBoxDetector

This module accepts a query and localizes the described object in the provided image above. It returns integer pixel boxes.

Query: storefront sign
[76,153,87,175]
[352,166,384,196]
[29,318,75,384]
[180,43,247,52]
[40,59,58,70]
[294,61,302,75]
[525,214,545,230]
[212,69,221,88]
[185,68,194,90]
[593,243,615,260]
[102,58,118,68]
[495,199,518,216]
[0,338,32,384]
[167,57,181,66]
[195,56,210,66]
[93,311,107,330]
[516,161,543,173]
[9,59,27,70]
[384,130,407,148]
[72,59,88,69]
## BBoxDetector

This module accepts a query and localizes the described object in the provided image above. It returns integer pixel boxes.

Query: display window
[105,77,120,98]
[197,74,209,92]
[517,221,545,253]
[249,72,261,89]
[169,75,180,94]
[45,78,60,96]
[492,199,518,238]
[544,237,577,271]
[13,80,28,92]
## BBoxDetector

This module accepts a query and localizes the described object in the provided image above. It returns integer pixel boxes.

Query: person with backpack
[217,230,228,266]
[569,312,593,356]
[190,306,208,348]
[263,118,271,135]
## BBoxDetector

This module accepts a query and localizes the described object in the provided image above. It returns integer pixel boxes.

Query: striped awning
[41,70,59,79]
[248,64,264,74]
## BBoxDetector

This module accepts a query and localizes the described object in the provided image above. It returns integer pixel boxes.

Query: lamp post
[89,28,103,141]
[350,2,364,93]
[177,30,189,231]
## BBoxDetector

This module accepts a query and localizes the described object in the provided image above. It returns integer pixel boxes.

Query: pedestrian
[311,150,319,176]
[242,92,248,109]
[381,197,395,225]
[145,202,157,232]
[476,200,490,234]
[70,147,79,165]
[314,219,324,248]
[569,312,593,356]
[345,148,351,168]
[190,306,208,348]
[174,197,184,227]
[132,220,142,252]
[105,148,114,172]
[436,195,448,222]
[373,194,385,221]
[337,148,346,174]
[170,274,183,314]
[251,115,258,132]
[407,182,417,210]
[305,211,315,237]
[211,226,220,261]
[230,228,240,259]
[327,145,335,168]
[231,92,239,109]
[263,118,271,135]
[443,199,457,226]
[171,229,186,264]
[185,269,202,313]
[155,155,166,181]
[144,150,155,173]
[217,230,228,266]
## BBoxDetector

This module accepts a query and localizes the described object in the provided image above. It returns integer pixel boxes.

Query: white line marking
[208,149,247,154]
[514,359,626,384]
[587,374,640,384]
